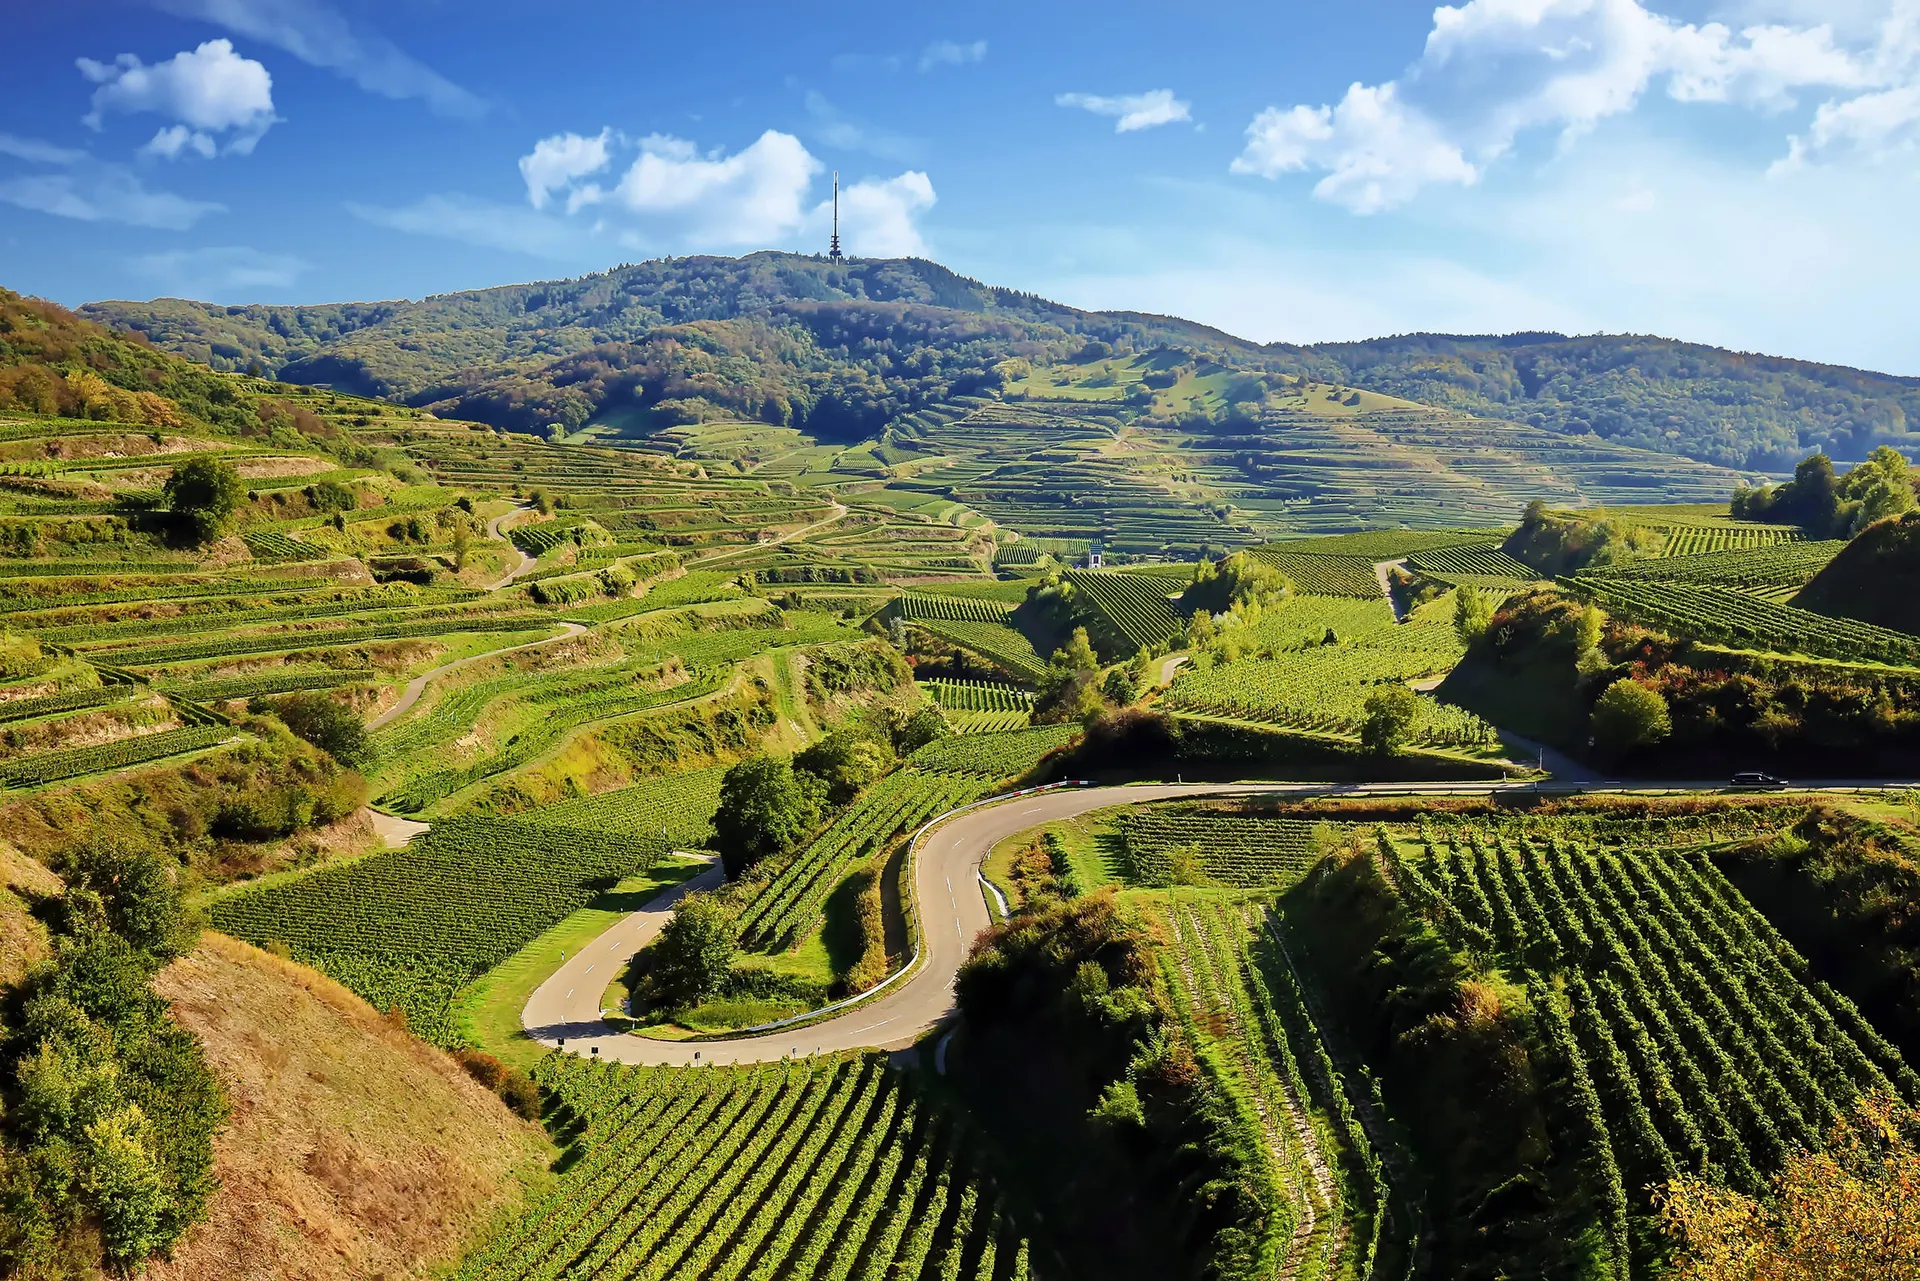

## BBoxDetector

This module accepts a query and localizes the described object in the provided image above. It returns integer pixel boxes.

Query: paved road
[484,505,540,590]
[519,776,1920,1066]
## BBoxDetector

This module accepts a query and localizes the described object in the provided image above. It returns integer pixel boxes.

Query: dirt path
[368,810,429,847]
[365,621,586,731]
[690,501,850,568]
[1154,652,1190,687]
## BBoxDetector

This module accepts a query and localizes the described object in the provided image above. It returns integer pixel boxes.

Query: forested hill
[79,253,1314,440]
[78,253,1920,470]
[1313,331,1920,471]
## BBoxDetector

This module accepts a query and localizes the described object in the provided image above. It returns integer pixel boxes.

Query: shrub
[1591,678,1672,757]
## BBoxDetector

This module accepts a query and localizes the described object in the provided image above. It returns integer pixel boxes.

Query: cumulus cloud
[1234,84,1477,212]
[519,129,614,210]
[153,0,483,117]
[919,39,986,71]
[1056,89,1193,133]
[78,38,277,157]
[1233,0,1920,212]
[613,131,820,246]
[131,244,308,297]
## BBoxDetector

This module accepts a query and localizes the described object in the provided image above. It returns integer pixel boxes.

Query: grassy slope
[0,840,58,989]
[1793,512,1920,632]
[150,934,552,1281]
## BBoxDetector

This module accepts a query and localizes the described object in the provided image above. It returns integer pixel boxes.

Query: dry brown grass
[0,840,58,988]
[150,933,553,1281]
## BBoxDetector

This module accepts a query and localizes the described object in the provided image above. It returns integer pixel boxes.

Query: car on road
[1729,770,1789,790]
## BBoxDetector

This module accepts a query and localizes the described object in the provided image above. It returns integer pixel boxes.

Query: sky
[3,0,1919,374]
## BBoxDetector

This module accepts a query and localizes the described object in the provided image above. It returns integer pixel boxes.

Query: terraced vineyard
[1119,810,1321,887]
[737,767,986,950]
[1381,822,1920,1265]
[1246,551,1386,599]
[1403,545,1537,579]
[1164,624,1498,749]
[209,817,668,1044]
[1161,895,1405,1280]
[894,593,1013,624]
[921,679,1035,714]
[1565,576,1920,665]
[461,1055,1032,1281]
[1064,570,1184,651]
[1584,540,1845,592]
[910,618,1049,682]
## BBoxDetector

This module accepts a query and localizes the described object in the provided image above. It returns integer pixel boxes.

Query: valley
[2,264,1919,1281]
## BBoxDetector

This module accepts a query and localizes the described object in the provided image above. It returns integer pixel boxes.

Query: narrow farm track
[690,500,850,568]
[366,504,576,732]
[523,777,1920,1067]
[366,621,586,731]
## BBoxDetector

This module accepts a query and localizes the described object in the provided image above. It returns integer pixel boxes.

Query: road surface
[519,776,1916,1066]
[484,505,541,590]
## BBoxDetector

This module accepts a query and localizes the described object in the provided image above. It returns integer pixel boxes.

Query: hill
[79,256,1920,474]
[1792,511,1920,633]
[79,253,1317,434]
[1315,331,1920,471]
[149,933,551,1281]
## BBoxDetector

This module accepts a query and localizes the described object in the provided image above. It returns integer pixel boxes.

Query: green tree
[646,892,737,1012]
[794,726,894,806]
[1034,627,1103,724]
[711,754,820,878]
[1360,685,1419,755]
[1591,678,1671,757]
[1453,584,1493,644]
[1179,552,1290,615]
[270,692,371,768]
[162,457,246,544]
[1101,666,1137,706]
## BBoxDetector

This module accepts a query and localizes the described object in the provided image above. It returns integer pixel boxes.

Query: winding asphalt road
[520,776,1915,1065]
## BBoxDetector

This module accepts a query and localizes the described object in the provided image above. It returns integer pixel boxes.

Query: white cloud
[153,0,483,117]
[519,129,613,210]
[1233,84,1478,213]
[131,244,308,297]
[0,165,223,229]
[919,40,986,71]
[811,171,936,256]
[1056,89,1193,133]
[614,130,821,246]
[347,193,589,258]
[78,39,277,157]
[1234,0,1920,211]
[0,134,87,166]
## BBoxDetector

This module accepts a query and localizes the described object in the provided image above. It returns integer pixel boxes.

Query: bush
[452,1049,540,1120]
[267,692,371,768]
[1361,685,1419,755]
[163,457,247,543]
[1591,678,1672,757]
[644,893,736,1012]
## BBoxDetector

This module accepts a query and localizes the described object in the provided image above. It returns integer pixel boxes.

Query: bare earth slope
[151,934,552,1281]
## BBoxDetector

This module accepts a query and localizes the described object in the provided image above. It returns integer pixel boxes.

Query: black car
[1729,771,1788,790]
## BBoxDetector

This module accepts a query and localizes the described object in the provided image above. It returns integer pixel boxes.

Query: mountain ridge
[73,250,1920,470]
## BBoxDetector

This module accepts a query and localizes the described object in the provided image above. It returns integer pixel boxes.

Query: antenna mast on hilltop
[828,171,843,264]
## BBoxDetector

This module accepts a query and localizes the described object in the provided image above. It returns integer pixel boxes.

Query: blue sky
[3,0,1919,373]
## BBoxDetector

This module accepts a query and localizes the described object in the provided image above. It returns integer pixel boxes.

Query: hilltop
[79,254,1920,474]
